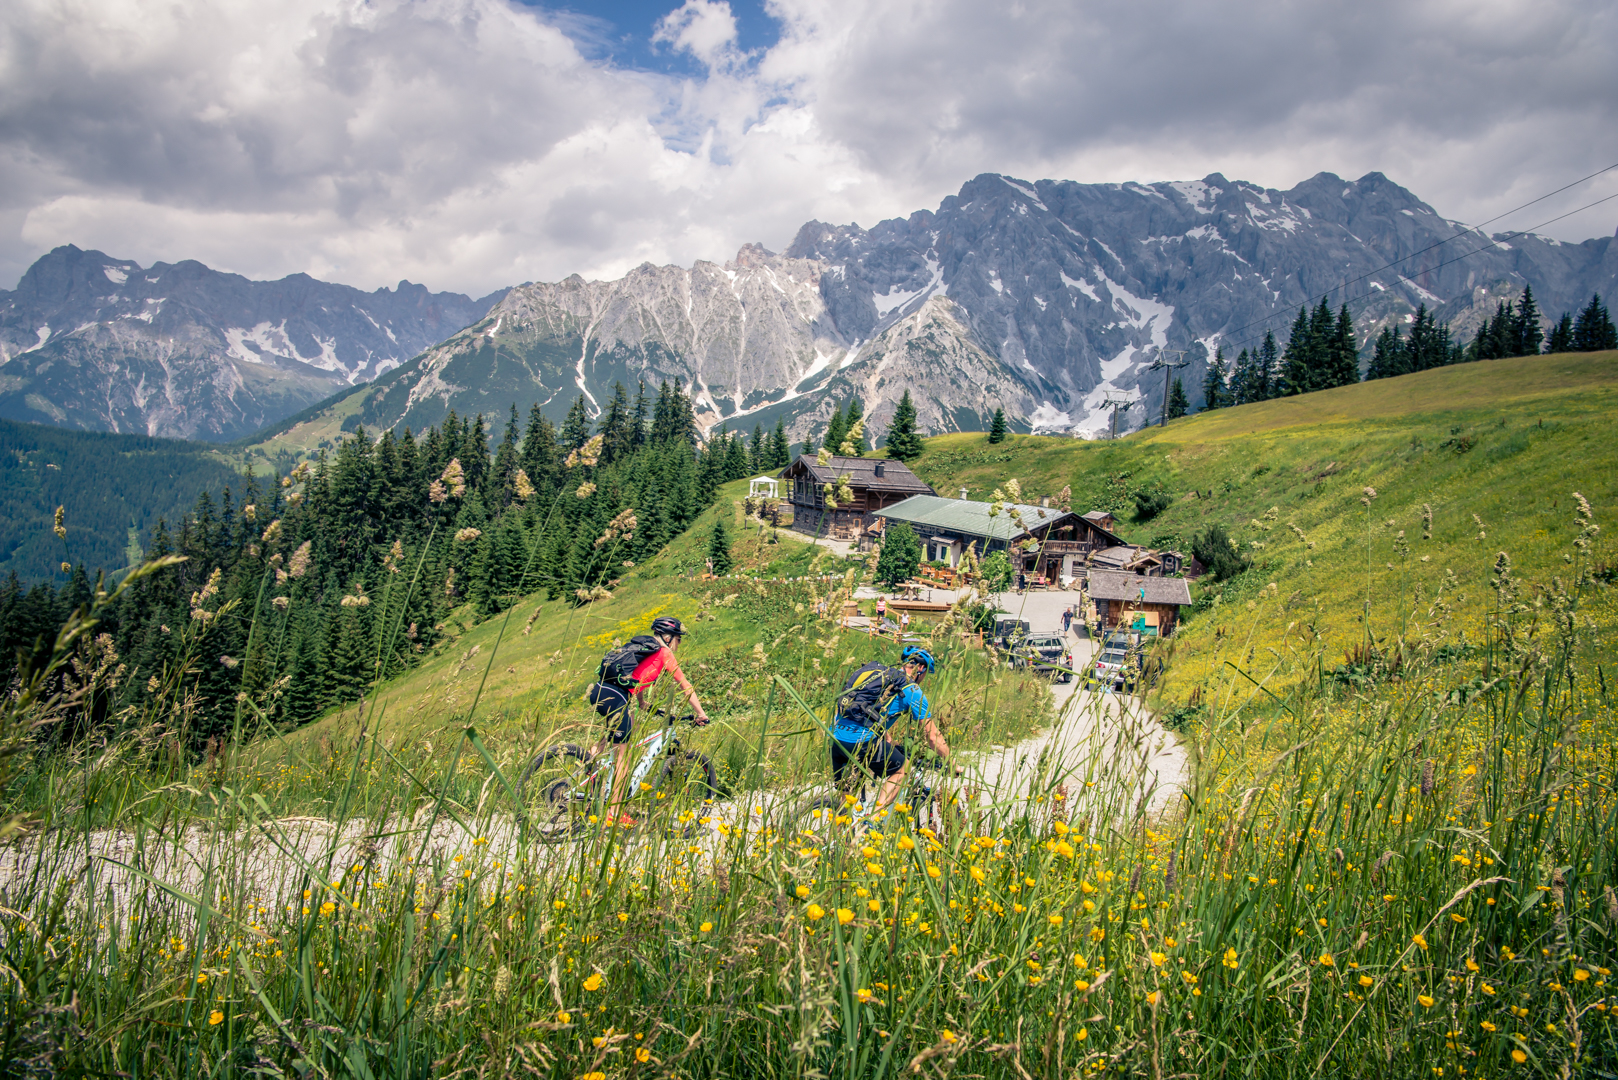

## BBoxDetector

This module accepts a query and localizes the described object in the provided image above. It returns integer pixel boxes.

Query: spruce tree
[885,390,925,461]
[1572,294,1618,351]
[1514,284,1542,356]
[987,407,1008,444]
[561,396,592,451]
[1366,326,1406,380]
[1201,347,1228,409]
[873,522,922,587]
[490,405,521,505]
[707,516,734,576]
[716,431,742,482]
[1228,348,1253,405]
[630,381,649,449]
[1257,331,1279,400]
[1166,376,1189,420]
[598,382,633,465]
[1547,312,1575,354]
[770,418,790,468]
[750,423,766,473]
[843,398,868,453]
[1280,306,1312,395]
[1329,304,1360,387]
[823,405,847,457]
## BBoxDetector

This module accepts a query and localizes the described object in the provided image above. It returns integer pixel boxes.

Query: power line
[1215,180,1618,355]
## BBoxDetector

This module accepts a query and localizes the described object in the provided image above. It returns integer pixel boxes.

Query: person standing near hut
[1062,605,1074,636]
[876,595,887,623]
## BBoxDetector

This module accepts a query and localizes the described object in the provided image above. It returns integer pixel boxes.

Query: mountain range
[0,245,505,441]
[6,171,1616,449]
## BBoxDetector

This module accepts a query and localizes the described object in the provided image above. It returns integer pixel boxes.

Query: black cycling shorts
[830,738,907,787]
[588,682,634,744]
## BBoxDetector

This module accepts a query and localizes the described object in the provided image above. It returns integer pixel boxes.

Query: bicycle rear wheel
[518,744,595,842]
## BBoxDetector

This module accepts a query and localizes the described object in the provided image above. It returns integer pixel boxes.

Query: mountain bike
[518,709,718,842]
[787,749,952,842]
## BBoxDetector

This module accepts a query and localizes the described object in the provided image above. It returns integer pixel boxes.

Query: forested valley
[0,380,787,746]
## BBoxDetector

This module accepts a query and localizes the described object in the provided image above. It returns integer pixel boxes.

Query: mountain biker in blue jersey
[829,645,951,813]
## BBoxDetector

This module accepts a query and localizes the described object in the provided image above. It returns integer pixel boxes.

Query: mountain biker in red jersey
[586,616,710,825]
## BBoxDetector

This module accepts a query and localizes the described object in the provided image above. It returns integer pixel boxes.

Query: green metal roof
[877,495,1075,542]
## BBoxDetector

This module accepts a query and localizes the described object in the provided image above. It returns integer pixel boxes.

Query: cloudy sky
[2,0,1614,296]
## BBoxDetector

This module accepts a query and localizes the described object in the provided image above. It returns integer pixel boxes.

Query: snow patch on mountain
[873,257,943,317]
[1168,180,1214,213]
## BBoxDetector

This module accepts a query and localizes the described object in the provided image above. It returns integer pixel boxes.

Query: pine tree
[1572,294,1617,351]
[987,407,1007,444]
[885,390,925,461]
[1201,347,1228,409]
[707,516,734,576]
[1327,304,1360,387]
[1166,376,1189,419]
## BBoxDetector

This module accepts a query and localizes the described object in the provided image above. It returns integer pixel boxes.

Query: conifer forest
[0,381,782,746]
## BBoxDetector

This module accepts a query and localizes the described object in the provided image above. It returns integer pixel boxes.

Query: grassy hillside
[248,479,1051,807]
[909,351,1618,704]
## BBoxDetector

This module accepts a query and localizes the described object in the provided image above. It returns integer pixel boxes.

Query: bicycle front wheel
[518,744,595,842]
[788,792,852,844]
[653,750,718,805]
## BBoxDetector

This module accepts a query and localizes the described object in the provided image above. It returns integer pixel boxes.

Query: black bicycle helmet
[650,616,687,638]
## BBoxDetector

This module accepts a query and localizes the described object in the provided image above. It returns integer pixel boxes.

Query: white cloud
[653,0,742,70]
[1,0,1613,297]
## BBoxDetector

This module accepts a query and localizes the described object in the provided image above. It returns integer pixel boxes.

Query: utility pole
[1100,393,1134,440]
[1145,349,1189,427]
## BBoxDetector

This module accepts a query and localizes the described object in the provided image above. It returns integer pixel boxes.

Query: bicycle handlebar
[650,708,705,727]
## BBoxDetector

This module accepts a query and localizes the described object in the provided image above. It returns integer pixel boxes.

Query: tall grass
[0,502,1613,1077]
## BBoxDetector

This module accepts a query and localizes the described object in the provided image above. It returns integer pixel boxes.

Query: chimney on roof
[874,462,886,477]
[959,487,968,500]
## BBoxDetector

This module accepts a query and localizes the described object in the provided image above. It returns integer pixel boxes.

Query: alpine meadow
[0,338,1612,1078]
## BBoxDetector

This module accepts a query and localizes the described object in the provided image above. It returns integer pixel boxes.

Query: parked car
[1090,631,1144,690]
[992,617,1031,651]
[1012,634,1074,682]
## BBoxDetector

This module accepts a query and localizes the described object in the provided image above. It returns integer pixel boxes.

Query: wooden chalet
[1088,569,1193,636]
[874,495,1127,584]
[780,455,935,539]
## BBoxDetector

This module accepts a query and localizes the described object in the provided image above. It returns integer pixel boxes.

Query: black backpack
[598,635,664,689]
[834,661,911,729]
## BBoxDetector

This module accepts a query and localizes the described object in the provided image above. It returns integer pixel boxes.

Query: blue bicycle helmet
[901,645,937,673]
